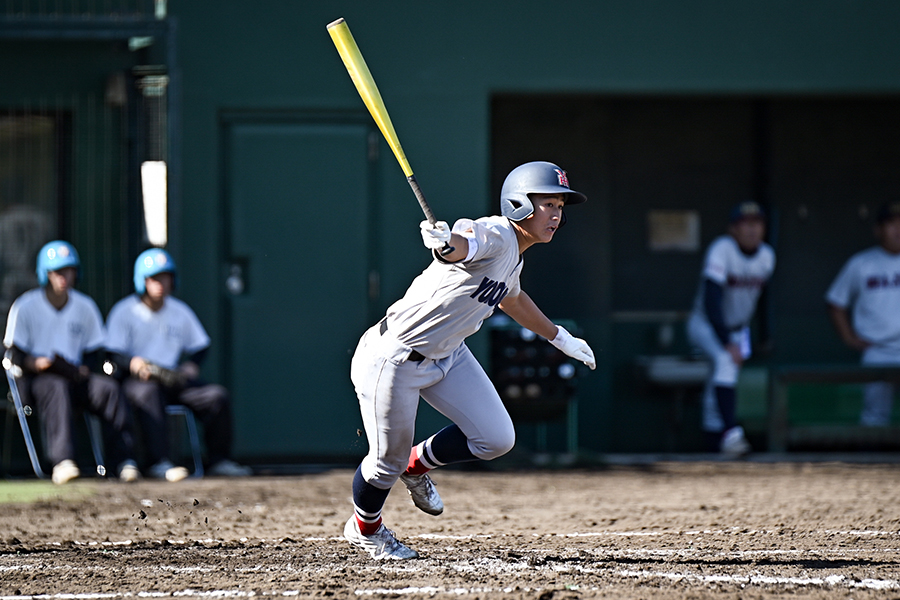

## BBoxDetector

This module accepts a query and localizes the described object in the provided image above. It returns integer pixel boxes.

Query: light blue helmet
[500,161,587,221]
[36,240,81,286]
[134,248,177,294]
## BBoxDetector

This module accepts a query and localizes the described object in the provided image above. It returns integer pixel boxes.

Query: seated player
[4,240,139,484]
[105,248,251,481]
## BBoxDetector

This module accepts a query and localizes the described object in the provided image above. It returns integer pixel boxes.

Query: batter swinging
[344,161,596,560]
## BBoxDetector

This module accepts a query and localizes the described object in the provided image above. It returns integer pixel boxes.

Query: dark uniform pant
[17,373,136,469]
[122,378,234,468]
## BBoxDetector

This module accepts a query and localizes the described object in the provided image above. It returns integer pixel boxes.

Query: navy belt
[379,320,425,362]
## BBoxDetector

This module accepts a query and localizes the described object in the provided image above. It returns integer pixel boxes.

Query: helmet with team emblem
[36,240,81,286]
[500,161,587,222]
[134,247,177,294]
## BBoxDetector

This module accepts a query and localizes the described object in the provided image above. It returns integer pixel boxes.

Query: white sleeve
[182,306,211,355]
[450,218,485,263]
[104,303,130,354]
[3,297,26,350]
[825,256,859,308]
[83,299,107,352]
[702,238,731,285]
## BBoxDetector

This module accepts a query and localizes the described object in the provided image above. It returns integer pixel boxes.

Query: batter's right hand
[420,220,451,250]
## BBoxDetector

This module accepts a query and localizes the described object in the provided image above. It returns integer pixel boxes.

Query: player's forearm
[703,279,730,344]
[498,292,558,341]
[827,304,868,350]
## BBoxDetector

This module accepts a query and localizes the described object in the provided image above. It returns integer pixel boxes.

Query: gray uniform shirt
[385,215,523,359]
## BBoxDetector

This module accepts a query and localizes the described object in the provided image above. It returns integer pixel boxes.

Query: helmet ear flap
[559,209,567,228]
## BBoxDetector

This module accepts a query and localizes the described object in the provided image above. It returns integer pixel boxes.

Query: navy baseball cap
[876,200,900,224]
[729,201,766,223]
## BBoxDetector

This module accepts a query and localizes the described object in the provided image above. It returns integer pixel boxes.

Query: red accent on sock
[356,515,382,536]
[404,444,431,476]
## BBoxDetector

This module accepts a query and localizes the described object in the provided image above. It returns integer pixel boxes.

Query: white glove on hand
[549,325,596,370]
[420,220,451,250]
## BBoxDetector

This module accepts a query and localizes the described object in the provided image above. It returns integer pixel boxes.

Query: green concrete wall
[168,1,900,457]
[4,1,900,463]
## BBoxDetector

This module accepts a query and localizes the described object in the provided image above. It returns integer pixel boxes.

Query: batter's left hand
[420,220,451,250]
[550,325,596,370]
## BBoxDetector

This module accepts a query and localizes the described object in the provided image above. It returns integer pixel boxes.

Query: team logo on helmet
[47,245,70,260]
[555,169,570,188]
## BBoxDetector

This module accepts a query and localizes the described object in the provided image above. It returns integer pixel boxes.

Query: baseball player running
[687,201,775,456]
[343,161,596,560]
[3,240,140,484]
[826,201,900,426]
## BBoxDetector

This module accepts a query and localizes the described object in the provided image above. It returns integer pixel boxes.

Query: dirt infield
[0,461,898,599]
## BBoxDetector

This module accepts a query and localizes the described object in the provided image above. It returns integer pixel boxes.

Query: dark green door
[223,116,374,460]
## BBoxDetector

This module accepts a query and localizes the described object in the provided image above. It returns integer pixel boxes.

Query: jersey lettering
[470,276,510,307]
[726,275,767,289]
[68,322,85,339]
[865,272,900,289]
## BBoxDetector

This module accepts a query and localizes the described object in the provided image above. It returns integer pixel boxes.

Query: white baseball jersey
[691,235,776,329]
[826,246,900,351]
[385,215,523,359]
[105,294,210,369]
[3,288,106,366]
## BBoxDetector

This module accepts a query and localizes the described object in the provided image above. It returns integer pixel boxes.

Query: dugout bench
[768,364,900,452]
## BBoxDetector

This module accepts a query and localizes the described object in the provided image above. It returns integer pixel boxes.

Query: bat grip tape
[407,175,454,256]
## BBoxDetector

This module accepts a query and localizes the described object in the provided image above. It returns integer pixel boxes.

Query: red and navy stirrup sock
[405,424,478,475]
[352,466,390,535]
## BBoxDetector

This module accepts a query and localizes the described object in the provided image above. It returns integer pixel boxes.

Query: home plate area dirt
[1,462,899,599]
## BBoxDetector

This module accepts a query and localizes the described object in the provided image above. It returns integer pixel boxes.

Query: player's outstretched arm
[499,292,596,370]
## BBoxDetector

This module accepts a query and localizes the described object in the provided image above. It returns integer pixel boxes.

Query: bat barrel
[327,17,414,178]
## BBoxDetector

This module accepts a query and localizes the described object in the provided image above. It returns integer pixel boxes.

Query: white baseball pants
[860,346,900,426]
[350,323,515,489]
[687,313,748,432]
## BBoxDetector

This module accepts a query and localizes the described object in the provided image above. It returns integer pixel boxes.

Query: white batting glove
[420,220,451,250]
[549,325,596,370]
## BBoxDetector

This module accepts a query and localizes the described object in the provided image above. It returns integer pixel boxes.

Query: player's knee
[91,373,119,396]
[207,384,230,408]
[712,354,739,386]
[470,428,516,461]
[361,455,405,489]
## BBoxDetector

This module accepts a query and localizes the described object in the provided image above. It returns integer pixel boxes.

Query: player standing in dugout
[687,201,775,456]
[343,161,597,560]
[826,200,900,426]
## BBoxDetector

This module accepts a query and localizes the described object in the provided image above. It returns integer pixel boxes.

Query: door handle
[226,263,245,295]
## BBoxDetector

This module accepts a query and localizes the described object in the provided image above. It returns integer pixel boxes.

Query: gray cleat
[399,472,444,515]
[343,517,419,560]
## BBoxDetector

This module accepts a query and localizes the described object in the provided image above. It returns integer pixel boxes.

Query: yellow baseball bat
[327,17,447,240]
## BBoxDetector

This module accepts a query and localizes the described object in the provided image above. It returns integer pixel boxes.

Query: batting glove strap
[420,220,451,250]
[550,325,597,370]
